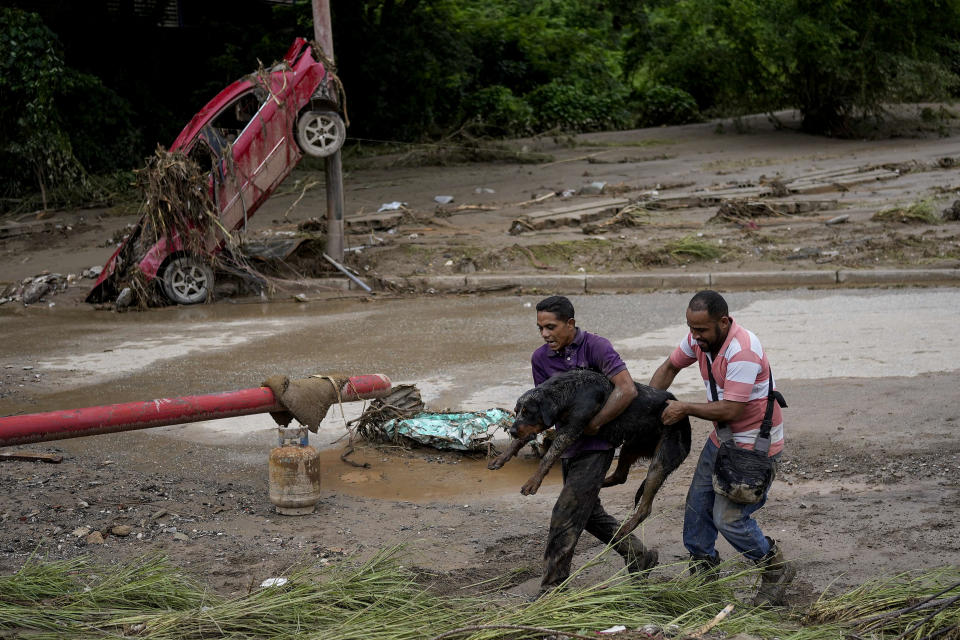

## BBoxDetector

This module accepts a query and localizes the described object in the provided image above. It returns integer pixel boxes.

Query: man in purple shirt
[531,295,657,594]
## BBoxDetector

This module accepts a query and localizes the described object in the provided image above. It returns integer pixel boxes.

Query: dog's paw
[520,477,542,495]
[487,458,506,470]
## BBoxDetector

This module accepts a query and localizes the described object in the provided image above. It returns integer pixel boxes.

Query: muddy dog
[488,368,692,538]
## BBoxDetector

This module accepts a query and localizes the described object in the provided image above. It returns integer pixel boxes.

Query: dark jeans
[541,449,647,589]
[683,438,780,563]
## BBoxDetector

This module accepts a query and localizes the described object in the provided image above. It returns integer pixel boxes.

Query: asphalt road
[2,287,957,443]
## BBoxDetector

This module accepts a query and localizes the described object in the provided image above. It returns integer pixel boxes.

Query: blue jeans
[683,438,779,563]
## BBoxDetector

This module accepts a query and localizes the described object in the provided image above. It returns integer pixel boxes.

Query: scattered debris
[711,200,837,224]
[381,409,511,452]
[297,217,326,233]
[579,181,607,195]
[582,204,651,234]
[378,202,409,212]
[260,577,289,588]
[517,192,557,207]
[825,214,850,226]
[115,287,133,309]
[509,198,629,234]
[0,273,70,306]
[0,452,63,464]
[349,385,425,443]
[943,200,960,221]
[872,199,941,224]
[433,195,454,205]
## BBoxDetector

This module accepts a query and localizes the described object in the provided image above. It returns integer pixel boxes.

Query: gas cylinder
[268,427,321,515]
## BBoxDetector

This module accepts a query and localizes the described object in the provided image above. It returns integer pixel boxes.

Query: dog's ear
[539,394,560,427]
[514,389,534,416]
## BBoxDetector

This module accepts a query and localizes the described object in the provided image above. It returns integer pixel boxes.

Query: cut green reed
[1,548,957,640]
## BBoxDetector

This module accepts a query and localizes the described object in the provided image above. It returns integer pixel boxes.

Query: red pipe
[0,374,391,447]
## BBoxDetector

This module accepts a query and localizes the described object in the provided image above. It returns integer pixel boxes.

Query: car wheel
[161,256,214,305]
[296,110,346,158]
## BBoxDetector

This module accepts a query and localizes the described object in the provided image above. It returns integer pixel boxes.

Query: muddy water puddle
[316,446,559,501]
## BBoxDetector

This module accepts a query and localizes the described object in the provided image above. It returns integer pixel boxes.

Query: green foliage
[57,70,143,174]
[0,7,82,207]
[631,0,960,135]
[461,85,534,136]
[633,85,701,127]
[6,0,960,211]
[527,81,630,132]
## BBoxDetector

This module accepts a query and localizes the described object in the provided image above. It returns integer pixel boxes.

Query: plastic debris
[474,187,495,194]
[579,181,607,195]
[434,195,455,204]
[825,214,850,225]
[599,625,627,634]
[260,577,289,588]
[378,202,408,212]
[382,409,512,451]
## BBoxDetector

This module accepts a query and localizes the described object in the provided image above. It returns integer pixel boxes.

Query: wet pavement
[2,288,958,449]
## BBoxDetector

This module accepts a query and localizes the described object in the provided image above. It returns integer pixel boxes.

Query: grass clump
[664,236,726,261]
[872,198,942,224]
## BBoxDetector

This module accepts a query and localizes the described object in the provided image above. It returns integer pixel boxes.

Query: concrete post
[312,0,345,261]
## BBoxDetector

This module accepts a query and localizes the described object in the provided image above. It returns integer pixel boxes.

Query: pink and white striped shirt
[669,318,784,456]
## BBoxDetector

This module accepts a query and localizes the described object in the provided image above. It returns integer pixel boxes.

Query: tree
[629,0,960,135]
[0,8,83,209]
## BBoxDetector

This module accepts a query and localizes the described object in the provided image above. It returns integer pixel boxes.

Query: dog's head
[510,387,559,440]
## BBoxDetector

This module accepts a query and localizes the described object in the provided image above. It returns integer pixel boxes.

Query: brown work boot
[752,538,796,606]
[688,553,722,582]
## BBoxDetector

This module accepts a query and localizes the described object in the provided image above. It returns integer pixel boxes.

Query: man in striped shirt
[649,290,795,606]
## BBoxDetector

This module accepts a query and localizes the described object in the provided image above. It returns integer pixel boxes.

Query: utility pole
[312,0,344,261]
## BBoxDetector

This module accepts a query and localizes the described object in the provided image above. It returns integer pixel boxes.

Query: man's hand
[583,420,601,436]
[660,399,687,425]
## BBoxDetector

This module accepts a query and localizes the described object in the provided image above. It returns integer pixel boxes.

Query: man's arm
[649,357,681,390]
[661,397,746,425]
[583,369,637,434]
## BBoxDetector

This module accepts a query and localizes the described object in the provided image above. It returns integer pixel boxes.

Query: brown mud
[1,110,959,610]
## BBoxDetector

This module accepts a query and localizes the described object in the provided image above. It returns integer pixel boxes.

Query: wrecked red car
[87,38,345,305]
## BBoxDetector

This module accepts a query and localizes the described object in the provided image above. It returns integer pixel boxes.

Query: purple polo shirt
[531,328,628,458]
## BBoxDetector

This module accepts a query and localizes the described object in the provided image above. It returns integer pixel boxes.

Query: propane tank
[268,426,321,515]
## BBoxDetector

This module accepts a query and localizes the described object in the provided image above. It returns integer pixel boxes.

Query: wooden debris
[0,451,63,463]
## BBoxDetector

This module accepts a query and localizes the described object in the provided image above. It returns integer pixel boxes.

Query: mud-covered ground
[1,373,958,606]
[1,287,959,609]
[2,107,960,295]
[1,111,959,611]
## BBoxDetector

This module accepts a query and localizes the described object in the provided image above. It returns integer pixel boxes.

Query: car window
[212,90,267,144]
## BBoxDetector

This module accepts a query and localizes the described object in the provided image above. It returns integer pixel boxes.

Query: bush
[526,80,630,132]
[633,85,701,127]
[461,85,534,136]
[57,70,143,174]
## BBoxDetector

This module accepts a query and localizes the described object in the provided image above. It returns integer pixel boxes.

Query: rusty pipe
[0,374,391,447]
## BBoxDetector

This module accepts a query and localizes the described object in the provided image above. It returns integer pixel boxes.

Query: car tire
[296,110,346,158]
[160,255,214,305]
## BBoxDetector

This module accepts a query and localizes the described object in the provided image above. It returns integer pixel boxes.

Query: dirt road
[1,289,958,607]
[1,110,959,607]
[1,108,959,296]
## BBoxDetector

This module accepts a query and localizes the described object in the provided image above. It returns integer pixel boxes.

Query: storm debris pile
[348,384,425,443]
[137,147,221,255]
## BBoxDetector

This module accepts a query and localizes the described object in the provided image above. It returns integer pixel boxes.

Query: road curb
[369,268,960,293]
